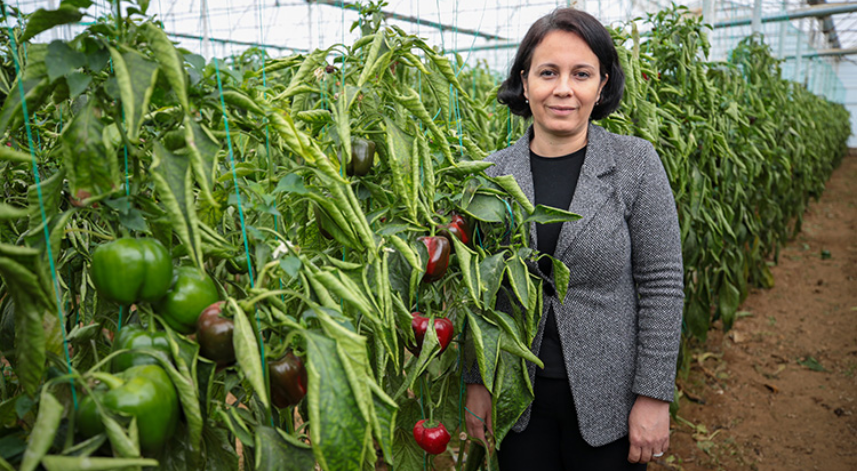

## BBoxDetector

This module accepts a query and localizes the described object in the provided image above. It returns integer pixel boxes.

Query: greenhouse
[0,1,854,470]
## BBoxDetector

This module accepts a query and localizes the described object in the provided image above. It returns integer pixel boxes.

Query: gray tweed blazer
[465,123,684,447]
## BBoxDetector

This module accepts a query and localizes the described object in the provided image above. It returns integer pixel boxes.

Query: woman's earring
[525,99,529,104]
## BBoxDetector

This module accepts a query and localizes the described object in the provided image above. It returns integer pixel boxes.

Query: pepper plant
[0,1,850,471]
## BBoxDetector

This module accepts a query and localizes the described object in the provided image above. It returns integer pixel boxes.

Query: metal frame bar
[714,2,857,28]
[167,31,307,53]
[782,46,857,58]
[307,0,506,41]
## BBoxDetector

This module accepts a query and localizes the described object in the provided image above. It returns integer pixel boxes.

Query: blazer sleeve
[628,141,685,402]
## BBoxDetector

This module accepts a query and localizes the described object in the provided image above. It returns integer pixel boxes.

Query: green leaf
[0,255,52,397]
[304,331,367,471]
[492,352,533,444]
[686,299,709,342]
[231,300,269,408]
[465,308,500,393]
[60,0,94,7]
[0,147,32,163]
[316,310,396,463]
[40,456,159,471]
[183,118,221,210]
[392,400,423,471]
[718,280,740,332]
[490,175,534,214]
[152,143,203,268]
[61,100,118,201]
[296,109,332,125]
[66,72,91,98]
[551,256,570,301]
[522,205,581,224]
[279,256,301,278]
[140,23,188,111]
[45,41,86,82]
[109,48,159,141]
[447,237,477,303]
[505,256,529,310]
[479,253,506,310]
[273,174,308,195]
[369,381,397,464]
[19,390,62,471]
[21,6,83,42]
[484,309,543,368]
[61,434,106,457]
[0,203,29,220]
[0,77,51,135]
[357,32,384,88]
[254,426,315,471]
[0,431,27,464]
[116,206,149,233]
[464,194,506,223]
[797,356,826,372]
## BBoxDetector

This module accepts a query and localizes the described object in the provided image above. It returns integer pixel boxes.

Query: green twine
[207,15,273,424]
[6,12,77,409]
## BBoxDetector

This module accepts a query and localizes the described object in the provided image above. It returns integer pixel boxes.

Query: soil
[651,150,857,471]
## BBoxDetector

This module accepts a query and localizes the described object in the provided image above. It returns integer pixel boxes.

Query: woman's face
[522,30,607,149]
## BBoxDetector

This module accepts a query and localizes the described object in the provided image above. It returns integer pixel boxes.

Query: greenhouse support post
[752,0,762,34]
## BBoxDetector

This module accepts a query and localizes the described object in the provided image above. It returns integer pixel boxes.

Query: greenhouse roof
[7,0,856,67]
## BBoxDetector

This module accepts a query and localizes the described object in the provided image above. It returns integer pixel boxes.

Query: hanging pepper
[196,301,235,367]
[338,137,376,177]
[225,254,250,275]
[439,213,473,248]
[413,419,451,455]
[155,267,220,334]
[269,351,308,408]
[76,364,178,453]
[90,238,173,305]
[410,313,454,355]
[111,324,171,373]
[418,236,450,283]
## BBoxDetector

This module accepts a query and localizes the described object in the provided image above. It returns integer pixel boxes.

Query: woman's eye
[539,70,555,77]
[576,72,591,79]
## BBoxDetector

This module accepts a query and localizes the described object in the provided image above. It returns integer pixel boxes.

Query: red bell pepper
[410,313,454,355]
[440,214,472,247]
[413,419,451,455]
[418,236,450,283]
[196,301,235,367]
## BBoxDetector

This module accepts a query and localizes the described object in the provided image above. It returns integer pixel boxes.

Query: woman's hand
[465,384,493,447]
[627,395,671,463]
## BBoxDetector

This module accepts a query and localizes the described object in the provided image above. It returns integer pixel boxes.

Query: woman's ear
[521,71,529,100]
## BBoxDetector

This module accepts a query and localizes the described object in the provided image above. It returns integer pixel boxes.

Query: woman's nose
[553,75,573,97]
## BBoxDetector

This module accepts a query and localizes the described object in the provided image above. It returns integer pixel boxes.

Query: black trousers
[498,376,647,471]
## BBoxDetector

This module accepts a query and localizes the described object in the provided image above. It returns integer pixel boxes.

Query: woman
[463,8,684,470]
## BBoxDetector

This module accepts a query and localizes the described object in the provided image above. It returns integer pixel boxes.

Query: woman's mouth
[548,106,576,115]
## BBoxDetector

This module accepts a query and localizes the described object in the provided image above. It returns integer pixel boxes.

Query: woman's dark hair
[498,8,624,120]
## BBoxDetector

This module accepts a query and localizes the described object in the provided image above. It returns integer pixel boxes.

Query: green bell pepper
[90,238,173,305]
[155,267,219,334]
[111,324,171,373]
[76,364,178,453]
[336,137,376,177]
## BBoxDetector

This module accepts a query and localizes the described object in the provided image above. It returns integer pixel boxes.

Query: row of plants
[591,8,850,378]
[0,1,850,470]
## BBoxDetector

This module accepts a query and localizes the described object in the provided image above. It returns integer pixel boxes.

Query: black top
[530,146,586,378]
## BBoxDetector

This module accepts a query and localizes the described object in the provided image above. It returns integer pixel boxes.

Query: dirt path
[651,151,857,471]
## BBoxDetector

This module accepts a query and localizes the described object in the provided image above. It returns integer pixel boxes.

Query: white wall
[841,61,857,148]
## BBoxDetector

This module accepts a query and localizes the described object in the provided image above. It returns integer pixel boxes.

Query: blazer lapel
[553,124,616,261]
